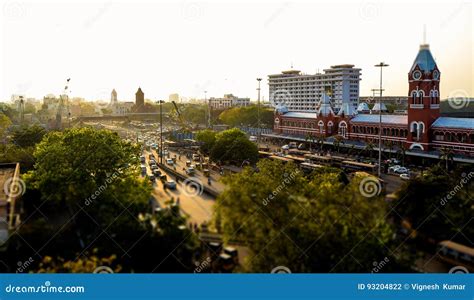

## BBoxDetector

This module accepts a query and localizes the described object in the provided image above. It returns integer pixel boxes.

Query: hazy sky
[1,0,472,102]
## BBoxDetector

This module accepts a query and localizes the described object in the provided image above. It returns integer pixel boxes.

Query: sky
[1,0,472,102]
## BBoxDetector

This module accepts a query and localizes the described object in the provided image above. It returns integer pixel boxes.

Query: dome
[371,102,388,112]
[357,102,370,113]
[275,104,288,114]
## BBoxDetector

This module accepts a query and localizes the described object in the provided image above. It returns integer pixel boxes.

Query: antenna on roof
[290,61,293,69]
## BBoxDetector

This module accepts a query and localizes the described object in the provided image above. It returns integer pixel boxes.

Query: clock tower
[406,43,440,151]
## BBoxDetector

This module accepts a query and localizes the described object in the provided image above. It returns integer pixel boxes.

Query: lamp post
[374,62,389,177]
[156,100,165,164]
[256,78,262,142]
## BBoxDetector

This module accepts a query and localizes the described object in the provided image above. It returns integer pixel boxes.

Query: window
[338,121,348,138]
[327,121,333,134]
[318,120,324,134]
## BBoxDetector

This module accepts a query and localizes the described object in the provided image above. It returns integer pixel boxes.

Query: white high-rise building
[268,64,361,113]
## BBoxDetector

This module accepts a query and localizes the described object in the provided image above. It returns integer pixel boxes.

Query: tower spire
[423,24,427,45]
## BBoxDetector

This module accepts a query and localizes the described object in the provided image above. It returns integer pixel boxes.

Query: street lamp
[374,62,389,177]
[156,100,165,164]
[257,78,262,142]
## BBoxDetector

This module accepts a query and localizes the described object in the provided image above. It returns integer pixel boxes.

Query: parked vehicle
[388,165,401,172]
[400,173,410,180]
[166,158,174,165]
[186,160,192,167]
[192,153,200,161]
[148,174,155,182]
[395,167,409,174]
[289,142,298,149]
[249,135,257,142]
[281,145,289,151]
[153,169,161,177]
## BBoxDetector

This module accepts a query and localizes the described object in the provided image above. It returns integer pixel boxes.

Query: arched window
[430,89,438,104]
[411,90,417,104]
[417,90,424,104]
[318,120,324,134]
[327,121,333,134]
[338,121,348,138]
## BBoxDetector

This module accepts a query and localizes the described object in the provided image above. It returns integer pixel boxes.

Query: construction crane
[55,78,70,130]
[18,95,25,125]
[171,100,192,131]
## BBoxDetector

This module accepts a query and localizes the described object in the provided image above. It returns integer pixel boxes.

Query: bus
[437,240,474,271]
[341,160,377,174]
[300,162,323,172]
[284,155,306,164]
[288,149,312,157]
[304,154,332,165]
[269,155,293,163]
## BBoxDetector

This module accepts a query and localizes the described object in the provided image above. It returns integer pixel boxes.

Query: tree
[218,105,274,128]
[214,159,412,272]
[11,125,47,148]
[196,129,216,155]
[333,135,345,154]
[10,127,198,272]
[439,147,454,171]
[305,133,315,151]
[391,165,473,245]
[0,112,12,138]
[210,128,258,164]
[365,141,375,158]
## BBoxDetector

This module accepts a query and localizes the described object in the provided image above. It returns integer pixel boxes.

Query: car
[289,142,298,149]
[151,165,158,170]
[164,180,177,189]
[186,160,192,167]
[395,167,409,174]
[140,156,146,163]
[153,169,161,176]
[186,167,195,175]
[192,154,200,161]
[141,166,147,174]
[281,145,289,151]
[297,143,306,150]
[388,165,401,172]
[148,174,155,182]
[400,173,410,180]
[249,135,257,142]
[166,158,174,165]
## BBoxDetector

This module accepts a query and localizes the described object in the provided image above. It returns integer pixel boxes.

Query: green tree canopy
[11,125,47,148]
[0,112,12,137]
[218,105,274,128]
[210,128,258,164]
[391,165,473,245]
[195,129,216,154]
[214,159,412,272]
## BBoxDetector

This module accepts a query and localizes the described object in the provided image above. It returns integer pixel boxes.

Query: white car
[281,145,289,151]
[388,165,401,172]
[400,173,410,180]
[166,158,174,166]
[395,167,409,174]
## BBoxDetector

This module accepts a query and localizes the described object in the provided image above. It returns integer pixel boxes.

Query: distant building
[209,94,250,109]
[268,65,361,113]
[135,87,145,111]
[110,89,118,106]
[270,43,474,156]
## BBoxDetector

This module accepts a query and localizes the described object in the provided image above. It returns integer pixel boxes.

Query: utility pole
[205,91,210,129]
[374,62,389,177]
[156,100,165,164]
[257,78,262,142]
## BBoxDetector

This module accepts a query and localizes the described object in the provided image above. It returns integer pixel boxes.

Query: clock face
[274,117,280,124]
[433,70,439,80]
[413,70,422,80]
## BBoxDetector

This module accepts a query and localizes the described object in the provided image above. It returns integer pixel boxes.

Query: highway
[142,150,216,225]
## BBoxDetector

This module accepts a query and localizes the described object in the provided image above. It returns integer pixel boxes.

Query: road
[152,148,227,194]
[142,150,216,225]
